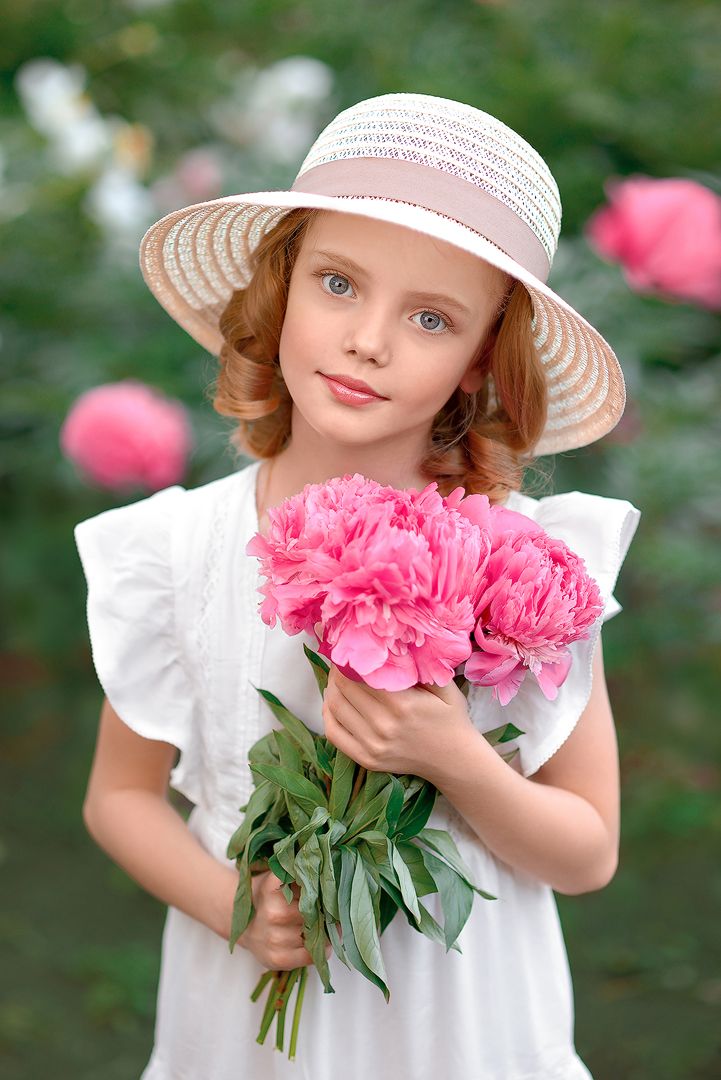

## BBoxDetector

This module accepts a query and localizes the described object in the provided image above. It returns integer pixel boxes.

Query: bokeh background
[2,2,721,1077]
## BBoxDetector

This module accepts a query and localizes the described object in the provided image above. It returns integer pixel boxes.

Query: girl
[76,93,640,1079]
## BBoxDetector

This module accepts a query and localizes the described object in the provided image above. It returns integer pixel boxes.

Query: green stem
[288,966,308,1061]
[250,969,275,1003]
[256,971,282,1046]
[349,765,367,807]
[275,967,300,1052]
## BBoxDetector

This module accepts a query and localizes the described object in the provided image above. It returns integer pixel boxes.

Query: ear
[459,328,497,394]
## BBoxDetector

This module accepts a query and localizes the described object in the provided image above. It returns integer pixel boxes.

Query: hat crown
[296,93,562,267]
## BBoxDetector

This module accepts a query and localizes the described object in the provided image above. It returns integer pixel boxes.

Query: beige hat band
[291,157,551,283]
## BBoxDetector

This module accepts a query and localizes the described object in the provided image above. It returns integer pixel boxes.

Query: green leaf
[483,721,524,746]
[416,899,457,950]
[396,841,436,897]
[329,748,355,820]
[319,831,340,921]
[304,901,334,994]
[325,910,349,968]
[226,780,276,860]
[375,872,446,950]
[315,738,334,778]
[303,643,330,697]
[355,830,389,849]
[416,828,495,898]
[228,846,254,951]
[328,818,347,845]
[419,848,474,950]
[248,822,287,864]
[247,731,281,769]
[252,762,328,813]
[275,728,303,777]
[385,776,405,832]
[266,852,293,886]
[394,781,437,841]
[343,781,394,841]
[295,832,322,921]
[378,889,399,934]
[389,841,421,923]
[252,683,322,767]
[338,847,390,1001]
[349,850,389,990]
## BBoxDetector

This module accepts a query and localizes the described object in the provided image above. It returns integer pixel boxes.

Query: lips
[321,373,387,398]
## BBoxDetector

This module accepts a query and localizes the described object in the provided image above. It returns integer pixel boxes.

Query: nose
[342,301,392,366]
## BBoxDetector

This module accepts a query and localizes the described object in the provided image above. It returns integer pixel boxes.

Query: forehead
[299,210,507,303]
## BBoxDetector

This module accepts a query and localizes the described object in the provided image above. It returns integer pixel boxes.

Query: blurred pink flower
[151,147,224,213]
[60,380,192,492]
[464,526,603,705]
[586,175,721,309]
[247,474,489,691]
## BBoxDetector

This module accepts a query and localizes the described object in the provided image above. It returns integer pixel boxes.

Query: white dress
[75,459,640,1080]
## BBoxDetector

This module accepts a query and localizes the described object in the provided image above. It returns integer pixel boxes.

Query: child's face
[278,210,508,472]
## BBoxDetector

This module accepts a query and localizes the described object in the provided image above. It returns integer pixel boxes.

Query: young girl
[76,93,640,1079]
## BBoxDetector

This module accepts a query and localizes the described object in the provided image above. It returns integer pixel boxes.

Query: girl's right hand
[239,871,315,970]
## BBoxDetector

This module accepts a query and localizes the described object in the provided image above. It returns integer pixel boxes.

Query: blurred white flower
[210,56,334,166]
[84,165,155,247]
[15,58,111,173]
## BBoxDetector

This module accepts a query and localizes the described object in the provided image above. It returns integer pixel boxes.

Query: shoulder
[75,463,258,549]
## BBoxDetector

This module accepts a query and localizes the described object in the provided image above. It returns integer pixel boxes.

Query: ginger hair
[212,208,548,503]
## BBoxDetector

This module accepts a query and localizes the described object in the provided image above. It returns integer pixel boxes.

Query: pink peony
[60,380,192,492]
[247,474,489,691]
[586,175,721,310]
[463,524,604,705]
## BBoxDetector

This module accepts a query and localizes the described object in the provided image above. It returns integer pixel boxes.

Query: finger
[324,708,368,766]
[332,664,385,705]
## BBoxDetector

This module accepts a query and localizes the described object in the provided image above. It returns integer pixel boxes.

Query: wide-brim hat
[139,92,625,455]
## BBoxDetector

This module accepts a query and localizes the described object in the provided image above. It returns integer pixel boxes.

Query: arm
[83,698,315,967]
[324,636,619,896]
[82,697,239,939]
[426,639,620,895]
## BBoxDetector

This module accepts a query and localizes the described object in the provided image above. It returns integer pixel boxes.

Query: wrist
[206,863,240,941]
[424,722,491,792]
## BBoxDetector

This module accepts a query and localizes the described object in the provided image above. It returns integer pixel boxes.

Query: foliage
[227,646,494,1056]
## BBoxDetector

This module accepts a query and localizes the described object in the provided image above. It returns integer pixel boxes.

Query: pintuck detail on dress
[75,460,639,1080]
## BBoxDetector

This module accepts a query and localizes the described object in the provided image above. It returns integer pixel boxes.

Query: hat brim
[139,190,625,455]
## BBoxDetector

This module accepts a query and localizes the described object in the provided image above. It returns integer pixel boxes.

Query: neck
[266,411,433,497]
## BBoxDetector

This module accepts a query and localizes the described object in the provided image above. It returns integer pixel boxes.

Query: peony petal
[535,652,573,700]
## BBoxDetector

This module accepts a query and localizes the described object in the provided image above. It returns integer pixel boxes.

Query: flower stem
[349,765,367,807]
[256,971,282,1045]
[288,966,308,1061]
[250,969,275,1003]
[275,967,300,1052]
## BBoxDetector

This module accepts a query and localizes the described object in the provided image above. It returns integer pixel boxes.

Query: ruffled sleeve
[75,486,199,780]
[467,490,641,777]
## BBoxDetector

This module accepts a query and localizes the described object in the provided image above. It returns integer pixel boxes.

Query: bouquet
[228,474,604,1057]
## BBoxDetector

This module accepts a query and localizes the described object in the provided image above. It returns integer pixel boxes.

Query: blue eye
[321,272,354,297]
[413,310,448,333]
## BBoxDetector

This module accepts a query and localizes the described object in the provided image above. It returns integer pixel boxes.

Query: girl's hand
[239,871,316,970]
[322,663,476,779]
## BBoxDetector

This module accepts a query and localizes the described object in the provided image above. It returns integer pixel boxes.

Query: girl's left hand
[322,663,475,779]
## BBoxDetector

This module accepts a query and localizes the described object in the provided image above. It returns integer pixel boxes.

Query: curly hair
[212,208,548,503]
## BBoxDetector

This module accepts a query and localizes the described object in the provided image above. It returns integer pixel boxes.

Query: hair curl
[213,208,548,503]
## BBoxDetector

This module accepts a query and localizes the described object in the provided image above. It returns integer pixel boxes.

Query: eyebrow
[310,248,473,319]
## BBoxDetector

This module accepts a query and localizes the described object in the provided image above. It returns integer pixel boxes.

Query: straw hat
[139,92,625,454]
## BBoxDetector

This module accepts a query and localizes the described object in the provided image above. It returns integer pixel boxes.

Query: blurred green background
[2,1,720,1077]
